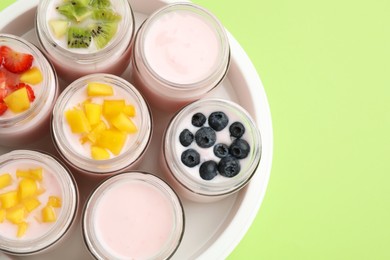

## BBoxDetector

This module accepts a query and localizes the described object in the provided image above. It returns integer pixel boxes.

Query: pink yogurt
[82,172,184,259]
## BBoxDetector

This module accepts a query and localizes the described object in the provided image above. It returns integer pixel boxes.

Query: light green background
[1,0,389,259]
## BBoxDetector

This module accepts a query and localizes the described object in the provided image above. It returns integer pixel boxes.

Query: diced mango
[81,121,107,144]
[0,191,18,209]
[0,208,5,223]
[19,67,43,85]
[123,104,136,117]
[84,102,102,125]
[87,82,114,96]
[65,108,91,133]
[91,146,111,160]
[3,87,30,113]
[17,221,28,238]
[6,206,26,224]
[22,197,41,212]
[16,168,43,181]
[0,173,12,189]
[18,178,38,200]
[96,129,127,155]
[110,113,137,133]
[102,99,125,119]
[41,205,56,222]
[47,196,62,208]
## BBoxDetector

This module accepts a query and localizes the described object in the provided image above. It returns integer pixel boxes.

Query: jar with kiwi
[36,0,135,83]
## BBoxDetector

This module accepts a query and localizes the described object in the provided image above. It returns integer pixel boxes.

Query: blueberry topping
[199,160,218,180]
[218,156,241,177]
[179,129,194,147]
[229,139,250,159]
[208,111,229,131]
[181,149,200,167]
[192,112,206,127]
[195,127,216,148]
[229,122,245,138]
[213,143,229,158]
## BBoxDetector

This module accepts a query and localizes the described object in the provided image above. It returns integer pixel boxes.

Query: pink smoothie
[91,179,177,258]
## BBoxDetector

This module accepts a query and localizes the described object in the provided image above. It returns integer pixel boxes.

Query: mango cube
[0,173,12,189]
[91,146,111,160]
[47,196,62,208]
[6,206,25,224]
[81,121,107,144]
[22,197,41,212]
[65,109,91,133]
[102,99,125,119]
[3,87,30,113]
[87,82,114,96]
[41,205,56,222]
[110,113,137,133]
[0,208,5,223]
[84,103,102,125]
[29,168,43,181]
[20,67,43,85]
[96,129,127,155]
[17,221,28,238]
[18,178,38,200]
[123,105,136,117]
[0,191,18,209]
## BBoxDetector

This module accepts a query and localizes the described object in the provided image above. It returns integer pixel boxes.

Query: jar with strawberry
[0,34,59,147]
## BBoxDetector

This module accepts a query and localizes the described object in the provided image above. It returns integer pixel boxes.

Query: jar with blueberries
[162,99,262,202]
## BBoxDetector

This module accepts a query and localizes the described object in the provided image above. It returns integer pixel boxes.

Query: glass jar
[51,73,152,176]
[131,3,230,112]
[162,99,262,202]
[0,34,59,147]
[0,150,78,256]
[82,171,184,259]
[35,0,135,83]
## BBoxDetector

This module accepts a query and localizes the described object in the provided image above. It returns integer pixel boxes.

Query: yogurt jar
[162,99,262,202]
[82,172,184,259]
[35,0,135,83]
[131,3,230,111]
[51,73,152,175]
[0,150,78,256]
[0,34,59,147]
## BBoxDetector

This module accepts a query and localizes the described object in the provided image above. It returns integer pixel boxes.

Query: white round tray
[0,0,273,259]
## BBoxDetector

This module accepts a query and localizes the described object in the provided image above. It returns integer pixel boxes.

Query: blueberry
[229,122,245,138]
[192,112,206,127]
[229,139,250,159]
[179,129,194,147]
[199,160,218,180]
[195,127,216,148]
[208,111,229,131]
[218,156,241,177]
[213,143,229,158]
[181,149,200,167]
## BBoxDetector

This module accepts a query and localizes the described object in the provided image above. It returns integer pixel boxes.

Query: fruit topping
[3,87,31,113]
[213,143,229,158]
[0,167,62,237]
[181,149,200,168]
[229,121,245,138]
[89,22,118,50]
[208,111,229,131]
[195,127,216,148]
[229,139,250,159]
[87,82,113,96]
[0,46,33,73]
[191,112,206,127]
[20,67,43,85]
[199,160,218,180]
[218,156,241,178]
[179,129,194,147]
[67,26,92,48]
[48,19,69,39]
[90,0,111,9]
[0,102,7,116]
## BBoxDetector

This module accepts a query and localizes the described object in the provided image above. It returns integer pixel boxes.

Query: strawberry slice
[0,101,7,116]
[0,46,33,73]
[12,83,35,102]
[0,88,8,102]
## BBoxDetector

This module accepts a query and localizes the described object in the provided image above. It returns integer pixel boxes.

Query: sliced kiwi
[67,26,92,48]
[89,0,111,9]
[91,9,121,22]
[89,22,118,49]
[56,2,92,22]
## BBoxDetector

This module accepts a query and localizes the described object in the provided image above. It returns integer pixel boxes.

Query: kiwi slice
[56,2,92,22]
[89,0,111,9]
[67,26,92,48]
[91,9,121,22]
[89,22,118,49]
